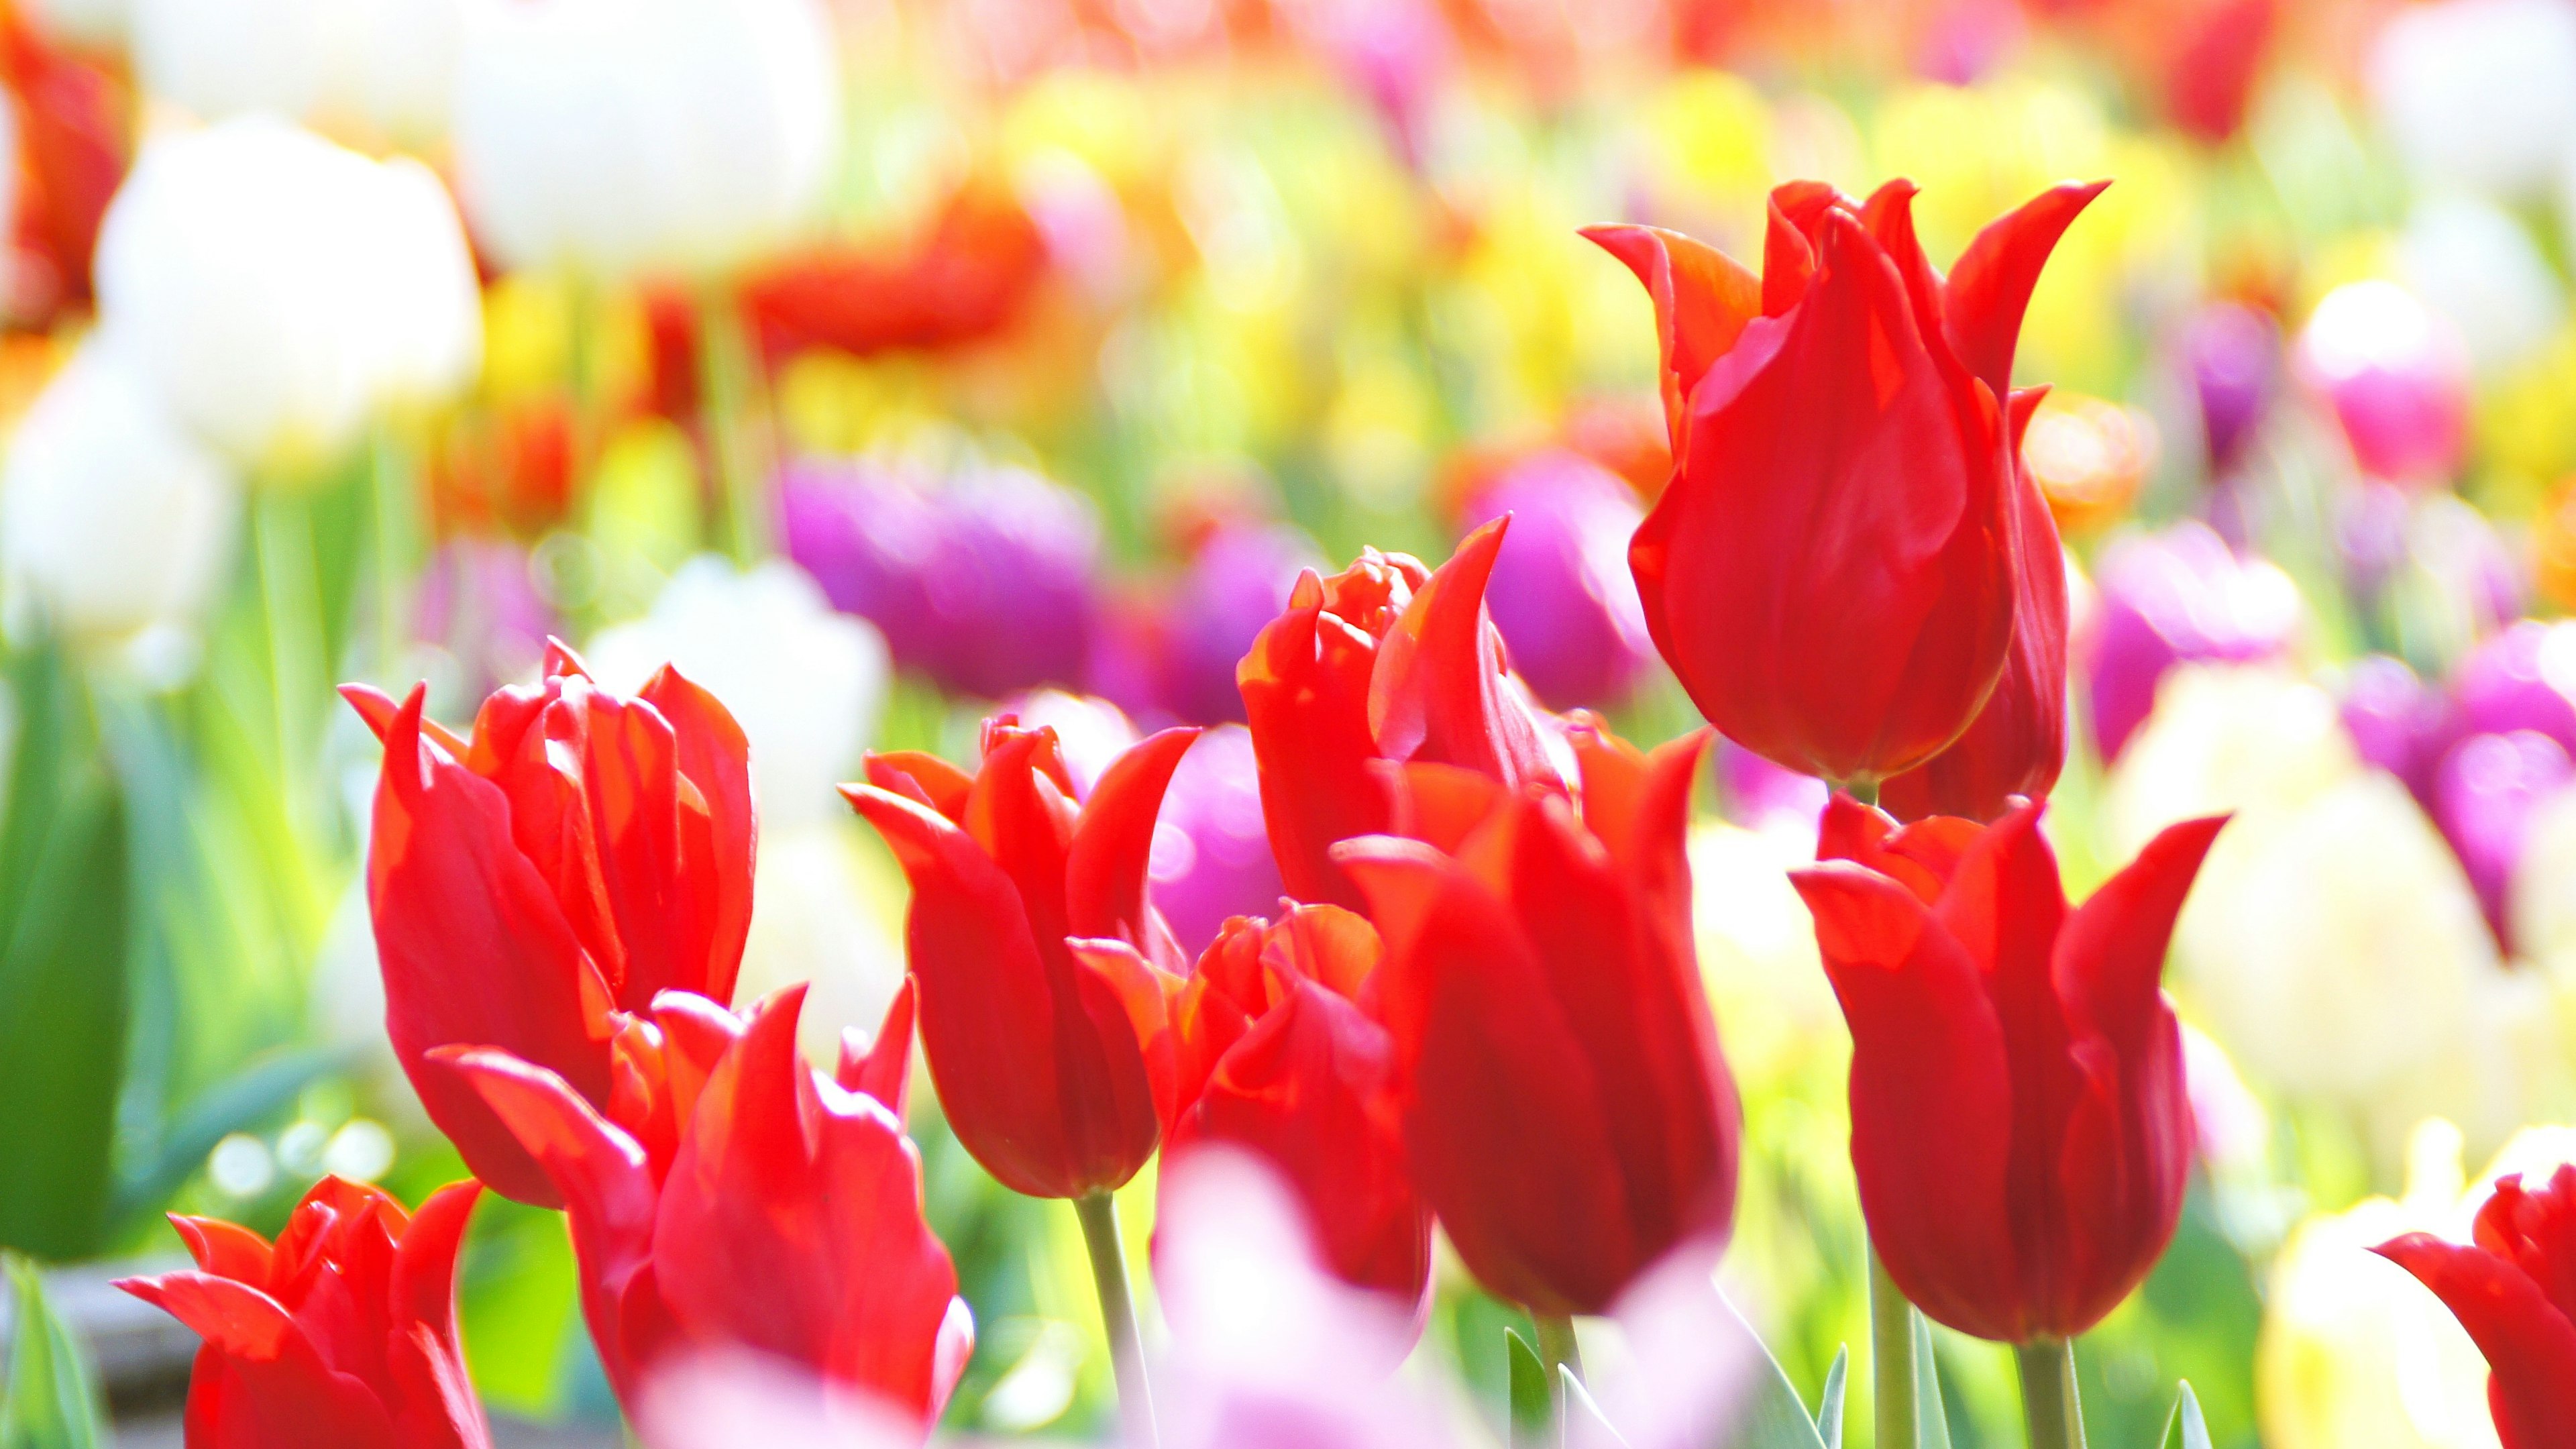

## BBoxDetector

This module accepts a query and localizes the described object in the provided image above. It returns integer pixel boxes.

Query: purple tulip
[2340,653,2453,807]
[2298,279,2469,485]
[1148,725,1285,957]
[2433,729,2574,952]
[2452,619,2576,753]
[780,457,1101,699]
[1460,450,1658,712]
[2086,522,2302,761]
[1161,523,1322,726]
[416,537,554,703]
[2182,301,2277,477]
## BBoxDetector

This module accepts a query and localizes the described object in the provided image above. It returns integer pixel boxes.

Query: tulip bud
[344,644,757,1205]
[1336,723,1739,1316]
[1795,797,2224,1342]
[117,1177,492,1449]
[1589,177,2104,784]
[452,0,839,279]
[0,341,238,665]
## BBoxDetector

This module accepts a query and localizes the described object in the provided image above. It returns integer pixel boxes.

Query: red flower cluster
[2379,1166,2576,1449]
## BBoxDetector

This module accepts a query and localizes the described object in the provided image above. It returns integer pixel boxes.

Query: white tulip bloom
[2367,0,2576,200]
[1,341,239,665]
[452,0,841,280]
[2399,196,2567,374]
[586,555,891,833]
[94,117,483,474]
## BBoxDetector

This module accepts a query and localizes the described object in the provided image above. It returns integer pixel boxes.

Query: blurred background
[0,0,2572,1444]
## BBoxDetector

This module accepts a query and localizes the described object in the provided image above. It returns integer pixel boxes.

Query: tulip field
[9,1,2576,1447]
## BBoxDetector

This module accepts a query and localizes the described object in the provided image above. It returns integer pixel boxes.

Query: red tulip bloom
[1882,386,2070,822]
[2378,1166,2576,1449]
[1791,796,2224,1342]
[843,717,1199,1199]
[1237,518,1567,912]
[1587,177,2105,785]
[1334,721,1739,1316]
[345,643,756,1208]
[1083,905,1432,1313]
[443,985,973,1431]
[117,1177,489,1449]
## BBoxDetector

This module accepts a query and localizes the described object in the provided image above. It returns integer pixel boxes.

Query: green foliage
[1507,1328,1551,1449]
[0,641,130,1261]
[2158,1385,2212,1449]
[0,1257,107,1449]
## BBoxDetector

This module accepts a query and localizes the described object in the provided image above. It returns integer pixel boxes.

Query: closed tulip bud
[1,341,238,660]
[443,986,974,1432]
[1238,518,1568,912]
[1587,176,2104,784]
[117,1176,491,1449]
[343,642,756,1206]
[1121,905,1430,1315]
[1793,796,2226,1342]
[452,0,838,280]
[2381,1165,2576,1448]
[843,718,1199,1199]
[1334,722,1739,1316]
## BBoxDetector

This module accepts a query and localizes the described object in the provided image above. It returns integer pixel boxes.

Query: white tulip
[2104,663,2358,855]
[2513,784,2576,977]
[2399,196,2567,374]
[2367,0,2576,200]
[586,555,890,833]
[94,117,483,474]
[1,341,239,664]
[130,0,331,123]
[452,0,841,279]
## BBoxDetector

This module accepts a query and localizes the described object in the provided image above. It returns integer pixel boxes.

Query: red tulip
[1881,386,2070,822]
[1333,720,1739,1316]
[2379,1166,2576,1449]
[1237,517,1567,912]
[117,1176,490,1449]
[1083,905,1432,1313]
[1790,796,2224,1342]
[441,985,973,1432]
[1587,177,2105,785]
[343,643,755,1208]
[842,717,1199,1199]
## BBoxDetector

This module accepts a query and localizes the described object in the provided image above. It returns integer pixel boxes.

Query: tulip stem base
[1075,1191,1157,1449]
[2015,1338,2086,1449]
[1532,1313,1582,1382]
[1870,1247,1917,1449]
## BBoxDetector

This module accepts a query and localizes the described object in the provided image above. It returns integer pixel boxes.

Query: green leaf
[0,1255,107,1449]
[1910,1313,1950,1449]
[2158,1383,2212,1449]
[109,1046,345,1230]
[1816,1347,1847,1449]
[1560,1365,1628,1447]
[1708,1300,1827,1449]
[0,644,129,1260]
[1508,1328,1552,1449]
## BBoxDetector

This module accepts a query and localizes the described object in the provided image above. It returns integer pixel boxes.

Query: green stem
[1532,1312,1582,1381]
[1870,1248,1917,1449]
[1075,1192,1156,1449]
[694,276,768,565]
[1846,777,1880,808]
[371,426,416,680]
[255,494,322,821]
[2015,1338,2086,1449]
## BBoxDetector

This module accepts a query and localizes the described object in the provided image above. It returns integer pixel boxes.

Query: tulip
[117,1175,491,1448]
[444,986,974,1430]
[1881,384,2068,822]
[2182,302,2277,479]
[343,642,755,1206]
[0,341,238,660]
[2341,653,2453,808]
[1132,905,1430,1313]
[1792,796,2225,1342]
[2400,197,2565,376]
[1238,519,1567,912]
[1456,449,1657,712]
[2380,1165,2576,1448]
[1587,176,2104,784]
[2084,523,2300,761]
[2453,620,2576,755]
[2163,0,2274,142]
[743,183,1049,360]
[2367,0,2576,201]
[94,117,481,472]
[1,15,129,323]
[586,556,892,833]
[1149,726,1289,957]
[843,717,1198,1199]
[2298,280,2470,486]
[1148,519,1322,727]
[451,0,838,280]
[1334,722,1739,1316]
[129,0,329,123]
[2432,731,2574,952]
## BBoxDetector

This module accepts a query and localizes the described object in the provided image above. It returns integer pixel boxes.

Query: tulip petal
[115,1272,403,1447]
[1943,180,2111,402]
[1067,726,1200,948]
[641,665,757,1008]
[1369,519,1564,796]
[2377,1234,2576,1449]
[1240,578,1395,910]
[2055,814,2224,1053]
[837,978,916,1118]
[1791,862,2021,1339]
[383,1182,490,1449]
[1579,224,1762,449]
[865,751,974,824]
